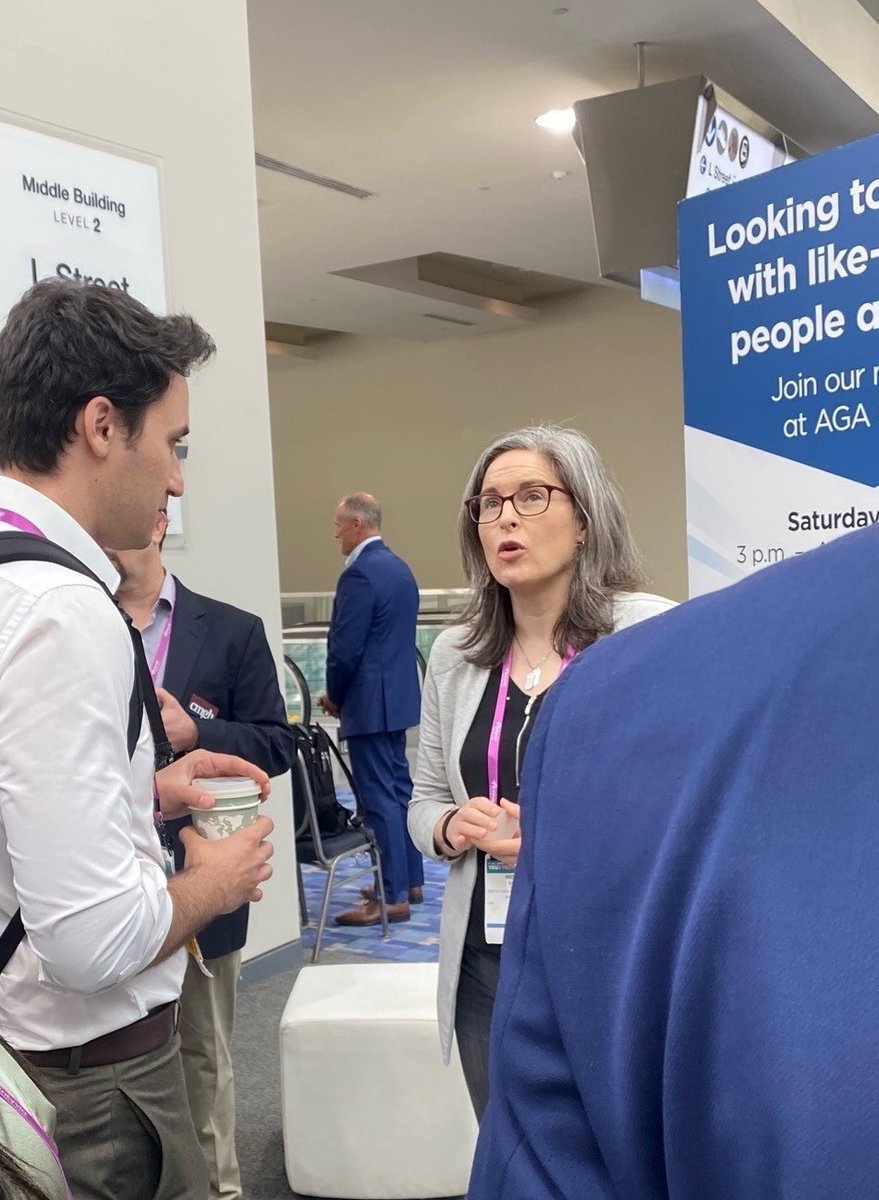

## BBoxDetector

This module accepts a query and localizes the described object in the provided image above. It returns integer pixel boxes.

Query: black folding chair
[293,746,389,962]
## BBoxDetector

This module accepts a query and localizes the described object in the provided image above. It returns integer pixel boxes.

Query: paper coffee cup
[187,776,261,841]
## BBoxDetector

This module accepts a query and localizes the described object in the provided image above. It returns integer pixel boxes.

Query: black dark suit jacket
[164,577,295,959]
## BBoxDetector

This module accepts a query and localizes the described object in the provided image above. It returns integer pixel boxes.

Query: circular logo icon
[699,155,707,175]
[728,126,739,162]
[739,135,751,169]
[705,115,718,147]
[716,120,728,155]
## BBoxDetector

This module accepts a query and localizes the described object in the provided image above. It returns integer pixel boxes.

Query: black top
[459,665,545,948]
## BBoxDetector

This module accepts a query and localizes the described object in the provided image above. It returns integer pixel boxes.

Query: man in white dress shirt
[0,279,275,1199]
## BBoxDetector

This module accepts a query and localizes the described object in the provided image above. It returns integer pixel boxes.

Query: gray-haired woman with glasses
[408,424,674,1120]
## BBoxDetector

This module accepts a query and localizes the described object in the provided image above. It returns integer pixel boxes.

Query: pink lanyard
[486,644,575,801]
[149,609,174,685]
[0,1082,72,1199]
[0,510,45,537]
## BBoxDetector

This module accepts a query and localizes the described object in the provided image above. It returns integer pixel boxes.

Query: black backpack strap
[0,532,172,971]
[0,911,23,975]
[125,612,174,770]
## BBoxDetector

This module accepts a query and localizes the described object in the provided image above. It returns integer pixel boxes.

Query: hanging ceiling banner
[679,133,879,597]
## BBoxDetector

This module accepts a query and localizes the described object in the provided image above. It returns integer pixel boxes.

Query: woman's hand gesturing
[434,796,498,855]
[434,797,521,867]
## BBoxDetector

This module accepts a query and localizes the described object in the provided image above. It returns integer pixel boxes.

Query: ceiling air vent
[422,313,477,327]
[254,153,374,199]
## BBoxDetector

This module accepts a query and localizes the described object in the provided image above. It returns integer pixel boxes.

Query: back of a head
[0,278,215,474]
[340,491,382,533]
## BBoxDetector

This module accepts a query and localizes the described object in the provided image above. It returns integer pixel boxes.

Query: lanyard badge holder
[483,645,575,945]
[483,650,517,946]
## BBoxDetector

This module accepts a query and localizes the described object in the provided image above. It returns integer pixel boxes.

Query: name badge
[484,857,515,945]
[188,694,218,720]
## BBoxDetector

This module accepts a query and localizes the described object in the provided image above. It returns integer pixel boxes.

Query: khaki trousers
[179,951,242,1200]
[35,1031,209,1200]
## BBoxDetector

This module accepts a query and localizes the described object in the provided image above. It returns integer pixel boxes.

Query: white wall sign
[0,119,167,320]
[0,119,186,539]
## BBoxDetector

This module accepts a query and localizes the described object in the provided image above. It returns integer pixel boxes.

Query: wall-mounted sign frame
[0,112,187,546]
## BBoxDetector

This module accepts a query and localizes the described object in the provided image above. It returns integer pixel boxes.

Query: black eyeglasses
[464,484,572,525]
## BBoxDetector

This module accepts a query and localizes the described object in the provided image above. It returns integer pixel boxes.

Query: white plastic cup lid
[191,776,261,800]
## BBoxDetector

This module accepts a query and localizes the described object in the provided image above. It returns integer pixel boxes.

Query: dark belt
[21,1002,177,1072]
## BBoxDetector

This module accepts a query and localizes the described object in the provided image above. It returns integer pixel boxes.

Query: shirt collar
[0,475,120,591]
[155,569,177,614]
[345,535,382,568]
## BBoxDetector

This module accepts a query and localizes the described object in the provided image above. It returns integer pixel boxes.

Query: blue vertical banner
[679,134,879,596]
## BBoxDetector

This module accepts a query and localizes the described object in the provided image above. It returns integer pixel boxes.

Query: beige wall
[270,286,688,602]
[756,0,879,115]
[1,0,296,963]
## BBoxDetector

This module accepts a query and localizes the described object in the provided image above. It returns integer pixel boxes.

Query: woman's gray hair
[456,424,644,667]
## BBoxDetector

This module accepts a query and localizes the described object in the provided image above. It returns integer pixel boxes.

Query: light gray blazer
[408,591,677,1063]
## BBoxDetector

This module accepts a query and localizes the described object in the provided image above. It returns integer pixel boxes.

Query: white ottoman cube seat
[280,962,478,1199]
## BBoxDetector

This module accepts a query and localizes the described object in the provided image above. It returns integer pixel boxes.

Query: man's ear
[77,396,118,461]
[153,510,170,548]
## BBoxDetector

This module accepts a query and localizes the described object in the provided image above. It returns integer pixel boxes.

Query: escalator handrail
[284,654,312,726]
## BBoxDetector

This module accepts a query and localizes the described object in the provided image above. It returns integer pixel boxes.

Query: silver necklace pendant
[524,666,541,691]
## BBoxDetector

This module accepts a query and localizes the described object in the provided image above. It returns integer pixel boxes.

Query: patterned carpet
[298,847,448,962]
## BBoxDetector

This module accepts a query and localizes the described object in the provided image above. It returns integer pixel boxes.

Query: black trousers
[454,942,501,1122]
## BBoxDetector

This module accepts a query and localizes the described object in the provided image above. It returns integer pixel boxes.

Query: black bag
[0,532,171,974]
[291,723,360,838]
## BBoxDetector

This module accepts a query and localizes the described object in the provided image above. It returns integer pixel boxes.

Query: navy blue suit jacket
[471,525,879,1200]
[325,540,420,739]
[165,578,295,959]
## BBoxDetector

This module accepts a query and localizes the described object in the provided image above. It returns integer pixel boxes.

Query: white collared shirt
[345,535,382,568]
[0,476,184,1051]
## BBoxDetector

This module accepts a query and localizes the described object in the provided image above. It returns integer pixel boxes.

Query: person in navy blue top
[114,509,294,1200]
[469,523,879,1200]
[319,492,423,925]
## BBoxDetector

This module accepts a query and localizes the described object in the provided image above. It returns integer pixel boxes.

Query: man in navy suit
[470,526,879,1200]
[318,492,423,925]
[113,509,294,1200]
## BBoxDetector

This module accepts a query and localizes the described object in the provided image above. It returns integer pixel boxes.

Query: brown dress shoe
[360,885,424,904]
[335,899,410,926]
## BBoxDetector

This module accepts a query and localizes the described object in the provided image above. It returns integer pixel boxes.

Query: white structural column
[0,0,298,962]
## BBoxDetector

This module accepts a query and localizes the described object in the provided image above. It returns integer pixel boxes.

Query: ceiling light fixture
[535,108,576,134]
